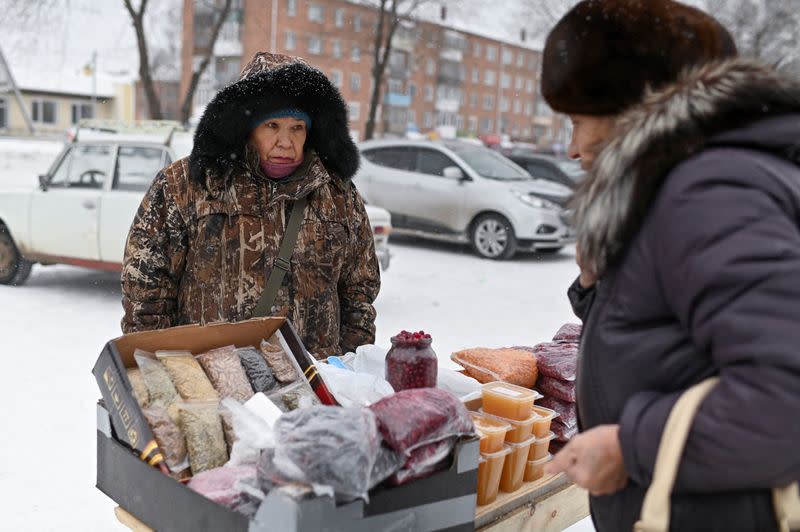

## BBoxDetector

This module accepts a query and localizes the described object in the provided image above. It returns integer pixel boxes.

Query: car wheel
[470,214,518,260]
[0,225,33,286]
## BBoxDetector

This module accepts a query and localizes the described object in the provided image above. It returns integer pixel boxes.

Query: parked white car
[354,139,574,260]
[0,121,391,285]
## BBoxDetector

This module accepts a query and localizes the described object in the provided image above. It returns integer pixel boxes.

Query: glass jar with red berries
[385,330,438,392]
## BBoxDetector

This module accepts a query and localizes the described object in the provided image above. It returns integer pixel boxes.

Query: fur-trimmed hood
[188,52,359,190]
[574,58,800,277]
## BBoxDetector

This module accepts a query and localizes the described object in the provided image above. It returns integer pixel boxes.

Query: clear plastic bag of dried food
[156,350,219,401]
[368,388,475,457]
[516,343,578,382]
[553,323,582,344]
[142,406,189,473]
[236,347,277,393]
[271,406,380,501]
[221,397,275,466]
[450,348,538,388]
[537,375,577,403]
[196,345,254,402]
[260,336,298,383]
[178,401,229,474]
[126,367,150,408]
[266,380,320,413]
[134,350,180,409]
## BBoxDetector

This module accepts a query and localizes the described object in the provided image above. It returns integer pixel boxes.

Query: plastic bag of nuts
[156,350,219,401]
[196,345,255,403]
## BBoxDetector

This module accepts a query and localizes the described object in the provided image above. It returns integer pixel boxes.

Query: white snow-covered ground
[0,139,593,531]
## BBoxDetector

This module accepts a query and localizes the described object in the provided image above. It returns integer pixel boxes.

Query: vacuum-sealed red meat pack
[515,343,578,382]
[537,375,577,403]
[553,323,582,344]
[538,396,578,428]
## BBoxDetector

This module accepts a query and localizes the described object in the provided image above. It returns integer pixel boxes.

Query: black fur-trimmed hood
[573,59,800,277]
[189,52,359,189]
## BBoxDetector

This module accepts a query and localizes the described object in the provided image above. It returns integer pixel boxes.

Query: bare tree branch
[124,0,163,120]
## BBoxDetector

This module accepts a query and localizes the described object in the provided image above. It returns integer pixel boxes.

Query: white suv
[354,139,574,260]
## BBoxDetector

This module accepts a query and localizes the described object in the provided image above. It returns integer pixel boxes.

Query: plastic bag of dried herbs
[126,367,150,408]
[196,345,254,402]
[156,350,219,401]
[142,406,188,474]
[236,347,277,393]
[259,337,298,383]
[134,349,180,409]
[266,381,320,413]
[178,401,229,474]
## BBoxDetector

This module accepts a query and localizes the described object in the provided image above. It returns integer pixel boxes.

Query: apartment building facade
[181,0,566,146]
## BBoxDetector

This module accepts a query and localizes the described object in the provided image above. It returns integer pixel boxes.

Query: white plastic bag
[314,359,394,407]
[222,396,276,466]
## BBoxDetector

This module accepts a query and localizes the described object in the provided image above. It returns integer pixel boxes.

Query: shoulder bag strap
[251,196,308,318]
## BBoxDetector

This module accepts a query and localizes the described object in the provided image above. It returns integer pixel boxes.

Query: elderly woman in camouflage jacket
[121,52,380,357]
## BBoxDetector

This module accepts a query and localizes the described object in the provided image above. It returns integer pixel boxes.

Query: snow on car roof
[75,120,191,147]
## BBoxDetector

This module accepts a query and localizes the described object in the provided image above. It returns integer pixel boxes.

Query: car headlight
[512,190,559,210]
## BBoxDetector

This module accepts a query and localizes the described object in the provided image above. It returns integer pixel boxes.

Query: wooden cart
[116,472,588,532]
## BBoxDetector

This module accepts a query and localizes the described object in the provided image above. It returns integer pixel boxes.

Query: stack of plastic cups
[479,382,543,494]
[472,412,511,506]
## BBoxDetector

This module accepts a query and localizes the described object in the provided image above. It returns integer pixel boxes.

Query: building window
[424,84,433,102]
[515,76,524,91]
[456,114,464,131]
[334,8,345,27]
[348,102,360,121]
[353,14,361,32]
[31,99,57,124]
[525,102,533,116]
[332,39,342,58]
[468,116,478,132]
[513,99,521,114]
[388,79,403,94]
[426,58,435,76]
[350,73,361,92]
[287,0,296,17]
[423,111,433,128]
[487,45,497,61]
[502,48,513,65]
[351,44,361,62]
[529,55,538,69]
[523,127,530,138]
[330,69,342,88]
[470,93,478,108]
[501,73,511,89]
[408,83,417,98]
[484,69,496,86]
[308,36,322,55]
[0,97,7,128]
[308,4,323,23]
[500,97,510,112]
[71,102,94,125]
[483,95,494,111]
[517,52,525,67]
[472,67,479,84]
[526,79,534,93]
[285,31,296,50]
[480,117,492,133]
[473,42,481,58]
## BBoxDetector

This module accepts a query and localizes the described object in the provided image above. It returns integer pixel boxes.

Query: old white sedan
[0,124,390,285]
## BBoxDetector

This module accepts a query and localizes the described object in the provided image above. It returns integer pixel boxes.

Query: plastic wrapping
[236,347,277,393]
[538,396,578,428]
[553,323,582,343]
[156,350,219,401]
[126,368,150,408]
[260,336,298,383]
[369,388,475,457]
[187,465,260,515]
[178,401,229,474]
[314,360,394,407]
[390,438,455,485]
[134,350,179,409]
[142,406,188,473]
[196,345,254,402]
[552,419,579,443]
[369,445,404,489]
[221,397,275,466]
[516,343,578,381]
[537,375,576,403]
[271,406,380,501]
[266,380,321,412]
[450,348,538,388]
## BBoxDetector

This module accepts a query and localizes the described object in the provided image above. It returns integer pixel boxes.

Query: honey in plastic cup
[477,446,512,506]
[471,412,511,454]
[499,435,535,493]
[528,431,556,461]
[479,408,538,444]
[482,382,542,421]
[524,453,553,483]
[531,405,558,439]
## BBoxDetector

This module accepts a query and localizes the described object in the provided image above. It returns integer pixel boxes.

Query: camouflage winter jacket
[121,52,379,357]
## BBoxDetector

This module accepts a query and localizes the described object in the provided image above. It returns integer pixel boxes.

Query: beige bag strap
[634,377,800,532]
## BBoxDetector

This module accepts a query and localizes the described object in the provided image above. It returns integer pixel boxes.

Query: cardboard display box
[94,318,480,531]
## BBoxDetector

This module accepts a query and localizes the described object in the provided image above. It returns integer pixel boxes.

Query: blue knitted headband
[251,108,312,131]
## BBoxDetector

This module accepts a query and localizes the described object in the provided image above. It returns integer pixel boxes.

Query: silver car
[354,139,574,260]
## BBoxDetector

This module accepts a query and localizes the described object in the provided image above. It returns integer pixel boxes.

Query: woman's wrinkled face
[249,116,307,163]
[567,114,616,171]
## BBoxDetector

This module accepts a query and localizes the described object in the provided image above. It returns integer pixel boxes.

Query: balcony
[439,48,463,63]
[434,98,460,113]
[385,92,412,108]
